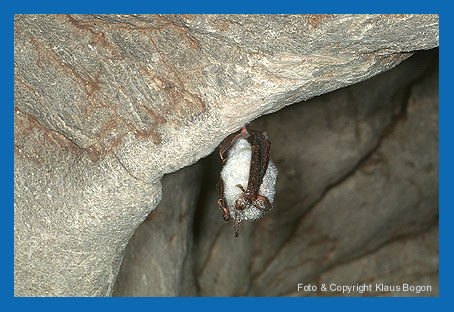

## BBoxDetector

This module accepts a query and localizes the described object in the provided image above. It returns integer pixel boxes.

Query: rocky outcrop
[14,14,438,296]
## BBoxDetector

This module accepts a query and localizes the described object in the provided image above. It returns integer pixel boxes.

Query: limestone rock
[249,64,439,296]
[190,50,438,297]
[14,14,438,296]
[286,226,438,297]
[113,50,438,297]
[112,163,203,296]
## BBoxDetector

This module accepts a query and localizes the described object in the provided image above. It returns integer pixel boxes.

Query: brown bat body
[217,126,273,237]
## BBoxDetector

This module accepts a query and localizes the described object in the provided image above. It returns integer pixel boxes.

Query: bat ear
[240,126,249,136]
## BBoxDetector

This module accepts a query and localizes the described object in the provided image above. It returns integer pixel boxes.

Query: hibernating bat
[217,126,278,238]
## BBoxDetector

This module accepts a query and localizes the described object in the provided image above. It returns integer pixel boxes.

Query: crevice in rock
[192,156,217,243]
[112,151,145,183]
[191,154,226,294]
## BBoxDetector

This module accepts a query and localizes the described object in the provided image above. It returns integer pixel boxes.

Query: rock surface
[114,50,438,297]
[112,163,202,296]
[14,14,438,296]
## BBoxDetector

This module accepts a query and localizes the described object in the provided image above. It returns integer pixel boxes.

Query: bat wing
[219,126,250,162]
[246,129,271,198]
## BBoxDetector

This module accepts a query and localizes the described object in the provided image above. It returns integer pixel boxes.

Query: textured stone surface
[14,14,438,296]
[248,64,439,296]
[285,226,438,297]
[190,51,438,297]
[112,163,203,296]
[114,50,438,297]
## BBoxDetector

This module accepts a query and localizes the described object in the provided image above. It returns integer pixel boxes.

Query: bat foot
[217,199,230,221]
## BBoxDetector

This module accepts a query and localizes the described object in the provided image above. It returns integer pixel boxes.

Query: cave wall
[113,50,438,297]
[14,14,438,296]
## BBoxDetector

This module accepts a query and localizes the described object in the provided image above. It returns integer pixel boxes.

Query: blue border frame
[5,3,447,311]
